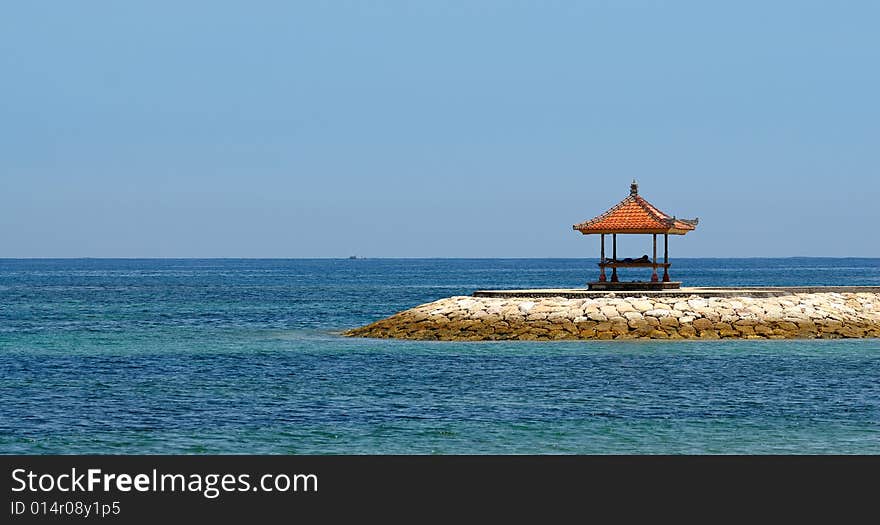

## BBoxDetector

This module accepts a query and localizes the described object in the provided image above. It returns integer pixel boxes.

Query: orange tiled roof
[573,182,698,235]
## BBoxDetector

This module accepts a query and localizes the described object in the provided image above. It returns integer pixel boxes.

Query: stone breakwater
[345,292,880,341]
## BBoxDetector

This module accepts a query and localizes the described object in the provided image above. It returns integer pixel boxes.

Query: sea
[1,258,878,454]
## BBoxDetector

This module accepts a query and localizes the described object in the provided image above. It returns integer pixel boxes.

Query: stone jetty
[345,290,880,341]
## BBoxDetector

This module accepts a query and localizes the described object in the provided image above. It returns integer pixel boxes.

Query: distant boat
[349,255,365,260]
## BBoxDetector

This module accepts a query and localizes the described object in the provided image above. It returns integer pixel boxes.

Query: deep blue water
[1,258,878,454]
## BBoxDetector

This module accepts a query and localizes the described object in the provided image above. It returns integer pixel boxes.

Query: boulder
[347,292,880,341]
[631,300,654,312]
[692,318,714,330]
[588,312,608,322]
[660,317,680,327]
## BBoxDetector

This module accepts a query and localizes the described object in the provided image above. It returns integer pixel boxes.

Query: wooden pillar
[599,234,606,282]
[611,234,618,282]
[662,234,670,282]
[651,234,659,282]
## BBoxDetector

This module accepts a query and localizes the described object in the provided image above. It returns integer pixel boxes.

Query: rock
[692,318,714,330]
[518,302,536,314]
[796,320,817,331]
[776,321,798,332]
[702,310,721,322]
[631,300,654,312]
[630,320,652,334]
[428,312,450,322]
[745,305,765,316]
[616,302,636,314]
[678,325,697,337]
[754,324,774,335]
[688,298,708,309]
[735,325,756,336]
[600,306,620,318]
[662,325,680,336]
[838,326,865,338]
[578,325,597,337]
[575,320,598,330]
[611,322,629,335]
[588,312,608,322]
[660,317,680,327]
[699,329,720,339]
[346,292,880,341]
[623,311,644,321]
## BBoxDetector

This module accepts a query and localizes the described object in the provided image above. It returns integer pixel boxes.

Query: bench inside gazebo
[573,181,698,290]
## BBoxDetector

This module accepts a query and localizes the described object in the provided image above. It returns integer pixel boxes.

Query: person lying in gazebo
[602,254,650,264]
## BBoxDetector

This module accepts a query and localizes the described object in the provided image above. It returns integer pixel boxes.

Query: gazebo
[573,181,698,290]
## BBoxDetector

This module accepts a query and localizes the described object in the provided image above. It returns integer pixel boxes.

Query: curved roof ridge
[632,195,672,224]
[574,193,639,230]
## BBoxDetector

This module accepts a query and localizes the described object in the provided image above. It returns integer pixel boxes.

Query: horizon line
[1,256,880,261]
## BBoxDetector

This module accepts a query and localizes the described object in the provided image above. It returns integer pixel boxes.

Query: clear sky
[2,1,878,258]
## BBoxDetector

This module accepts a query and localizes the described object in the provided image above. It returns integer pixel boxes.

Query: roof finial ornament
[630,179,638,195]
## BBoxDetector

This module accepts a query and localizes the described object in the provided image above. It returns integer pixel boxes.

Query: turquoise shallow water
[1,258,878,454]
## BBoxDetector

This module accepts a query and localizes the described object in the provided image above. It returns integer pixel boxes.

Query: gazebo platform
[473,286,880,299]
[587,281,681,291]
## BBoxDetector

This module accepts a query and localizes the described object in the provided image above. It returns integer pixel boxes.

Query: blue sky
[1,1,878,257]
